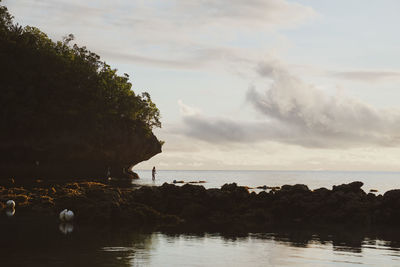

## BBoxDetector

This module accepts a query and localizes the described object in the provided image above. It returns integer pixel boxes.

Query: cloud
[102,46,250,70]
[3,0,315,69]
[170,0,316,28]
[179,60,400,148]
[331,70,400,82]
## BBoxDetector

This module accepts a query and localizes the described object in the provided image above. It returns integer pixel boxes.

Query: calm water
[134,170,400,193]
[4,170,400,266]
[2,216,400,267]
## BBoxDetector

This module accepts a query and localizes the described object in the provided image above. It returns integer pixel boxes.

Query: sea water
[134,170,400,193]
[1,217,400,267]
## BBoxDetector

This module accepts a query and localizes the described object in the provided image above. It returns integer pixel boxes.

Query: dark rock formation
[2,181,400,233]
[0,125,161,180]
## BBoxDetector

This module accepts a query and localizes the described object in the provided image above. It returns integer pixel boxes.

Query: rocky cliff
[0,3,162,180]
[0,127,161,180]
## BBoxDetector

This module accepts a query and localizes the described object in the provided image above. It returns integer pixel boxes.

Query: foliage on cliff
[0,2,162,178]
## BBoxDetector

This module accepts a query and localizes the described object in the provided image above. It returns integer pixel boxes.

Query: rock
[188,181,207,184]
[280,184,310,193]
[221,183,238,192]
[0,178,15,188]
[332,181,364,193]
[383,189,400,201]
[180,203,208,220]
[181,183,206,196]
[313,187,330,196]
[0,180,396,231]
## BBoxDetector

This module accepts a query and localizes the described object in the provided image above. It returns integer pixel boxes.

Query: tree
[0,2,162,179]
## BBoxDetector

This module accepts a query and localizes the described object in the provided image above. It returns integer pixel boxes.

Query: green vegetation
[0,2,162,178]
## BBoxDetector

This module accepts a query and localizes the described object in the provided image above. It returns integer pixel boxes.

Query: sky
[4,0,400,171]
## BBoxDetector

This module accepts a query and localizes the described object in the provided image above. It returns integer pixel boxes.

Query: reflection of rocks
[3,180,400,232]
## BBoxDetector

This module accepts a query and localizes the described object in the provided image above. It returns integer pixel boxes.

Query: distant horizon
[134,169,400,173]
[132,168,400,195]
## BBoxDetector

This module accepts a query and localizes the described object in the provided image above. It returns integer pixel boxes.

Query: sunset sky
[5,0,400,170]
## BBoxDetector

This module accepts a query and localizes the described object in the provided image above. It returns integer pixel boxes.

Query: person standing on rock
[152,166,156,181]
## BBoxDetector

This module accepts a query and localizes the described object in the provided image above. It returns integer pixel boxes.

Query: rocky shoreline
[1,180,400,232]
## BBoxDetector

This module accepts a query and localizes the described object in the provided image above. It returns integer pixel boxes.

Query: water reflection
[1,217,400,266]
[59,223,74,235]
[5,208,15,217]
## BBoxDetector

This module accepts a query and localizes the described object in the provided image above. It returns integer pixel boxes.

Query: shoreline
[1,180,400,233]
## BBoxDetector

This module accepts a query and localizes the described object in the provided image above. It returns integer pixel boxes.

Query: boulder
[332,181,364,194]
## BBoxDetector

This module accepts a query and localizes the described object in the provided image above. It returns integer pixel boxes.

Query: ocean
[134,170,400,193]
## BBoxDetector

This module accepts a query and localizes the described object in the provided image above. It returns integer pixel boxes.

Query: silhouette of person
[152,166,156,181]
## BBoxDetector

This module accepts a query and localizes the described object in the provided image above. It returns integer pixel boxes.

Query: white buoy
[59,209,74,222]
[6,200,15,209]
[59,209,67,221]
[65,210,74,221]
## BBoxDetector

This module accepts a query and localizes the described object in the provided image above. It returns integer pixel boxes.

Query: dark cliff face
[0,127,162,180]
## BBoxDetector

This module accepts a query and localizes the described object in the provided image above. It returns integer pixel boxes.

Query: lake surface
[134,170,400,194]
[2,215,400,267]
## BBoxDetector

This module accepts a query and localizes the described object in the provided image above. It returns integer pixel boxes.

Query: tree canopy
[0,1,162,178]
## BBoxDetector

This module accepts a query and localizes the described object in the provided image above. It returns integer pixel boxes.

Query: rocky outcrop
[2,181,400,232]
[0,3,162,181]
[0,127,161,180]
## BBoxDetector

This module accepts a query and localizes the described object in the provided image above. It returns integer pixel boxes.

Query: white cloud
[178,100,201,116]
[178,60,400,148]
[331,70,400,83]
[3,0,316,69]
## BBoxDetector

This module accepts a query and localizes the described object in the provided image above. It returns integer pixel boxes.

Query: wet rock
[0,180,398,231]
[160,183,181,194]
[383,189,400,202]
[221,183,238,192]
[313,187,330,197]
[280,184,310,193]
[180,203,208,220]
[332,181,364,194]
[221,183,249,201]
[181,183,206,196]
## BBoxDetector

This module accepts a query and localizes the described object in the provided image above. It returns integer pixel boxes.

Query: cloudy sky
[5,0,400,170]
